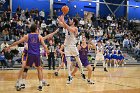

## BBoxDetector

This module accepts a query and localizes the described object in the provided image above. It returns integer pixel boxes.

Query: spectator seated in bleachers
[134,43,140,58]
[2,28,9,41]
[0,51,7,68]
[1,41,9,51]
[4,48,14,68]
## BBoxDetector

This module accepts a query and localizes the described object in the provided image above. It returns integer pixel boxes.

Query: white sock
[102,61,106,68]
[39,81,43,86]
[67,62,71,76]
[94,60,98,67]
[42,79,47,83]
[22,79,25,84]
[66,57,72,77]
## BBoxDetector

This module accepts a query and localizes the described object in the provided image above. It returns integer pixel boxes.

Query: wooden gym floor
[0,66,140,93]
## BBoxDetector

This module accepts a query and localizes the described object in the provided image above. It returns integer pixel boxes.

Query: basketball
[61,5,69,15]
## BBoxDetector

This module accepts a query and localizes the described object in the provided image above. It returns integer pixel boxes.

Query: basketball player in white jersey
[58,16,86,84]
[93,40,108,72]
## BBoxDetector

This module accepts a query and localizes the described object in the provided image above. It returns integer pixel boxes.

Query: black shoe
[54,72,58,76]
[16,86,21,91]
[92,67,95,71]
[81,73,86,80]
[48,68,51,70]
[38,86,42,91]
[104,68,108,72]
[21,84,25,89]
[87,79,94,84]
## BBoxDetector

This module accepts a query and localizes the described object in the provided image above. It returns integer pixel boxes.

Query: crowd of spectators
[0,5,139,68]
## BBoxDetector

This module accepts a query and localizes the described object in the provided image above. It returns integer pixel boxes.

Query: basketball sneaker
[42,80,50,86]
[21,84,25,89]
[87,79,94,84]
[81,73,86,80]
[15,81,21,91]
[104,68,108,72]
[66,76,73,84]
[38,86,42,91]
[54,72,58,76]
[92,67,95,71]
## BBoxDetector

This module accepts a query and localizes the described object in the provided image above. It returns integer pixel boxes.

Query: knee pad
[23,68,28,73]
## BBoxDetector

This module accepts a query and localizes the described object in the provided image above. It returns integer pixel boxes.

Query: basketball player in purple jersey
[71,36,95,84]
[54,44,67,76]
[58,15,86,84]
[14,28,59,91]
[16,43,49,91]
[6,24,48,91]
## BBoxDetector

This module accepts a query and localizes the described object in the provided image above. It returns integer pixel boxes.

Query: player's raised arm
[8,35,28,49]
[39,35,47,50]
[57,17,66,28]
[58,15,76,33]
[43,28,59,40]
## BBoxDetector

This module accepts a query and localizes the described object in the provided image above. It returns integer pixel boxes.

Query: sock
[94,60,98,67]
[39,81,43,86]
[66,57,72,77]
[67,62,71,76]
[102,61,106,68]
[22,79,25,84]
[42,79,47,83]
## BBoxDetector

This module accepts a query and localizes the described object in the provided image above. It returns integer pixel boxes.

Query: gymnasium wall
[128,0,140,20]
[53,0,96,18]
[12,0,50,15]
[12,0,96,18]
[10,0,140,20]
[0,0,10,11]
[99,0,126,19]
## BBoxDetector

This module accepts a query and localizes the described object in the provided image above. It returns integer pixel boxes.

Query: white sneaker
[42,80,50,86]
[66,76,73,84]
[87,79,94,84]
[15,81,21,91]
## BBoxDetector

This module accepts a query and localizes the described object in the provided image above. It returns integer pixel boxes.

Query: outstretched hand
[58,15,65,22]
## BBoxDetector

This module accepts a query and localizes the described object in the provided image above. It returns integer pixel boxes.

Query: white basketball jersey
[96,45,104,54]
[64,29,77,46]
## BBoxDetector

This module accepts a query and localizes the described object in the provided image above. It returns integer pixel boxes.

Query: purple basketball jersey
[77,45,90,67]
[28,34,40,55]
[79,45,88,60]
